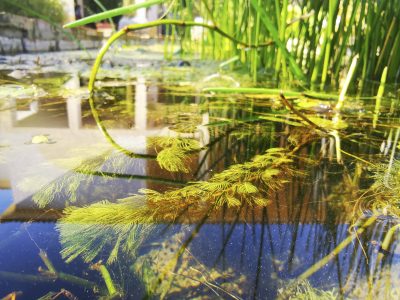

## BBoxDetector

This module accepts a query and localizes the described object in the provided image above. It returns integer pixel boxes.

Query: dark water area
[1,50,400,299]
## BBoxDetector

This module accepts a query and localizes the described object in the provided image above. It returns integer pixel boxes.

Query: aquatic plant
[278,280,338,300]
[57,147,299,264]
[68,0,399,86]
[133,231,246,299]
[58,199,155,264]
[147,137,201,172]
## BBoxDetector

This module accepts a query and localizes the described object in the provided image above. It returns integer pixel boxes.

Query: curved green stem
[88,19,274,159]
[88,94,154,159]
[88,19,275,92]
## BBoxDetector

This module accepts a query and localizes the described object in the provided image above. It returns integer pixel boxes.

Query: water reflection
[0,69,400,299]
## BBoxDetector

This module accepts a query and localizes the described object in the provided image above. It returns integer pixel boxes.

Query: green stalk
[373,66,388,128]
[89,19,275,91]
[250,0,306,82]
[299,215,377,280]
[274,0,282,75]
[202,87,301,97]
[91,263,118,296]
[252,0,262,82]
[64,0,166,28]
[374,224,400,270]
[279,0,289,78]
[374,18,396,76]
[335,55,358,111]
[320,0,338,87]
[359,0,373,92]
[333,0,360,80]
[39,250,57,274]
[387,30,400,81]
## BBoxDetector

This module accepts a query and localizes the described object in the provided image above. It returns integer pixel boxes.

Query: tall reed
[170,0,399,88]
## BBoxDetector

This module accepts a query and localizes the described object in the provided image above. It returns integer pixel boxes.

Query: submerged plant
[58,199,155,264]
[147,136,201,173]
[57,147,298,264]
[133,231,246,299]
[278,280,338,300]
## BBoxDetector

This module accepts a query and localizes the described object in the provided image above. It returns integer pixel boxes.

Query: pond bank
[0,12,102,54]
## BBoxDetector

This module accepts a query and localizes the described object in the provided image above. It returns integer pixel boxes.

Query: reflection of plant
[32,155,108,208]
[148,137,201,173]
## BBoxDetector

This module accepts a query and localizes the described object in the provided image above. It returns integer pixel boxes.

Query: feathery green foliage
[147,137,201,173]
[57,147,297,264]
[57,199,155,264]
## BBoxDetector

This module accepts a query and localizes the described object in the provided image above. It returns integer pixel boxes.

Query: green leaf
[63,0,166,28]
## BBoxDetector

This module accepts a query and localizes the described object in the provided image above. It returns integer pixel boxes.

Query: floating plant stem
[373,66,388,128]
[0,271,54,283]
[279,93,329,133]
[0,270,98,290]
[202,87,302,97]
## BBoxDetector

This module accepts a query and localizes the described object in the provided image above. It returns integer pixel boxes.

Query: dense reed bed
[169,0,399,88]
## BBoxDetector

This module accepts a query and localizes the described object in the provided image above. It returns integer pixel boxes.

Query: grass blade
[63,0,166,28]
[250,0,306,82]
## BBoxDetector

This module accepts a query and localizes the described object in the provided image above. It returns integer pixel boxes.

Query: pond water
[0,49,400,299]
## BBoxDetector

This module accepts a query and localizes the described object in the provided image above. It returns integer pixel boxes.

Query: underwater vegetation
[1,0,400,298]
